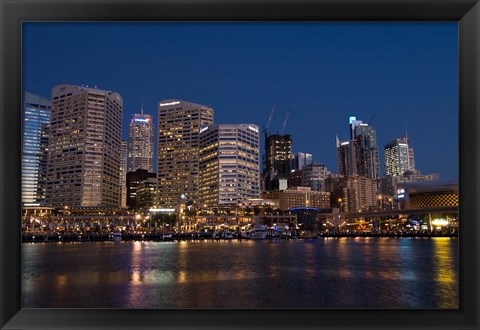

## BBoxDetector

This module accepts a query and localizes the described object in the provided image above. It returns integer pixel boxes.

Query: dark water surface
[22,238,458,308]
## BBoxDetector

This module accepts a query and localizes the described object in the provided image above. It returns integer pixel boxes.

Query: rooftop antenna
[141,95,144,115]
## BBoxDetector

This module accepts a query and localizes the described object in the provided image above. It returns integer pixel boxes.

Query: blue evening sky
[22,22,458,179]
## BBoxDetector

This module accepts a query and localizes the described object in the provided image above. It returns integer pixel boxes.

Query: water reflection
[22,238,458,308]
[432,238,458,308]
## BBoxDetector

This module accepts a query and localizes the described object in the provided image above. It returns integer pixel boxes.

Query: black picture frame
[1,0,479,329]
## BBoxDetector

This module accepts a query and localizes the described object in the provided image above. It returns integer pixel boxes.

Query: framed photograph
[1,0,479,329]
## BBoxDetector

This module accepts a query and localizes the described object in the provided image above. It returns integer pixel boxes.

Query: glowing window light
[431,219,449,226]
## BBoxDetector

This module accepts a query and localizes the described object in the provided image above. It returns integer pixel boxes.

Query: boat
[250,225,268,240]
[111,231,122,242]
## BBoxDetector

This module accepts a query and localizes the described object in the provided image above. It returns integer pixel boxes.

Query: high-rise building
[301,163,330,191]
[352,122,380,180]
[336,137,359,176]
[127,106,154,173]
[291,152,313,171]
[120,140,128,208]
[384,136,415,176]
[157,99,214,208]
[264,134,292,190]
[45,84,123,207]
[326,174,377,212]
[199,124,260,208]
[22,92,51,205]
[126,169,156,210]
[349,116,363,140]
[135,177,157,211]
[336,117,379,180]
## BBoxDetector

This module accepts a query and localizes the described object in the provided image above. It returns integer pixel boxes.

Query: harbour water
[21,237,458,309]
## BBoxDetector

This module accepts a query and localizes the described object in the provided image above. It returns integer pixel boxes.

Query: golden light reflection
[432,238,458,308]
[131,270,142,285]
[56,274,67,287]
[178,271,187,283]
[378,270,401,280]
[174,270,257,284]
[432,238,456,285]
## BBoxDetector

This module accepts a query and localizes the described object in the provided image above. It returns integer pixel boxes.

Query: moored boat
[111,231,122,242]
[250,225,268,240]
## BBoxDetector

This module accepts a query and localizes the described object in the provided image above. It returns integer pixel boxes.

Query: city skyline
[23,22,458,179]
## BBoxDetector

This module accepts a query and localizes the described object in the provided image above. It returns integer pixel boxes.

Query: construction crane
[367,115,375,126]
[264,103,276,138]
[280,109,290,135]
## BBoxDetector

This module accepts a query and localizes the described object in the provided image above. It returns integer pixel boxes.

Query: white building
[384,136,415,176]
[157,99,214,208]
[120,140,128,208]
[199,124,260,208]
[128,107,154,173]
[46,84,123,207]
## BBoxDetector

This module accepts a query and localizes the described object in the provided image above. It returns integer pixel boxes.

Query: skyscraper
[291,152,313,171]
[337,117,379,180]
[301,163,330,191]
[264,134,292,190]
[384,136,416,176]
[127,106,154,172]
[120,140,128,208]
[126,169,156,210]
[336,137,359,176]
[199,124,260,208]
[354,123,380,180]
[22,92,51,205]
[156,99,214,208]
[45,84,123,207]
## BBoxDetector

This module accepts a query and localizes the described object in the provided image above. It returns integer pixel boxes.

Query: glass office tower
[22,92,51,205]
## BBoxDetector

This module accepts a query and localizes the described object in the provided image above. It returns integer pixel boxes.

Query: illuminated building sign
[159,101,181,107]
[199,126,209,134]
[149,208,176,213]
[134,118,150,123]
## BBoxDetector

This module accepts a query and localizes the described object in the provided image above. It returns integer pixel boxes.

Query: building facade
[22,92,51,205]
[126,169,157,210]
[397,180,458,210]
[156,99,214,208]
[291,152,313,171]
[384,136,415,176]
[337,116,379,181]
[353,122,380,180]
[336,137,359,176]
[120,140,128,208]
[262,187,330,211]
[199,124,260,208]
[301,163,330,191]
[264,134,292,190]
[326,174,377,212]
[45,84,123,207]
[128,108,154,172]
[135,177,157,211]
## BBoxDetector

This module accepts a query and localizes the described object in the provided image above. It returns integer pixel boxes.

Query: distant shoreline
[21,231,458,243]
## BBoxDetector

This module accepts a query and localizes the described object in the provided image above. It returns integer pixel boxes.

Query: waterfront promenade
[22,229,458,243]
